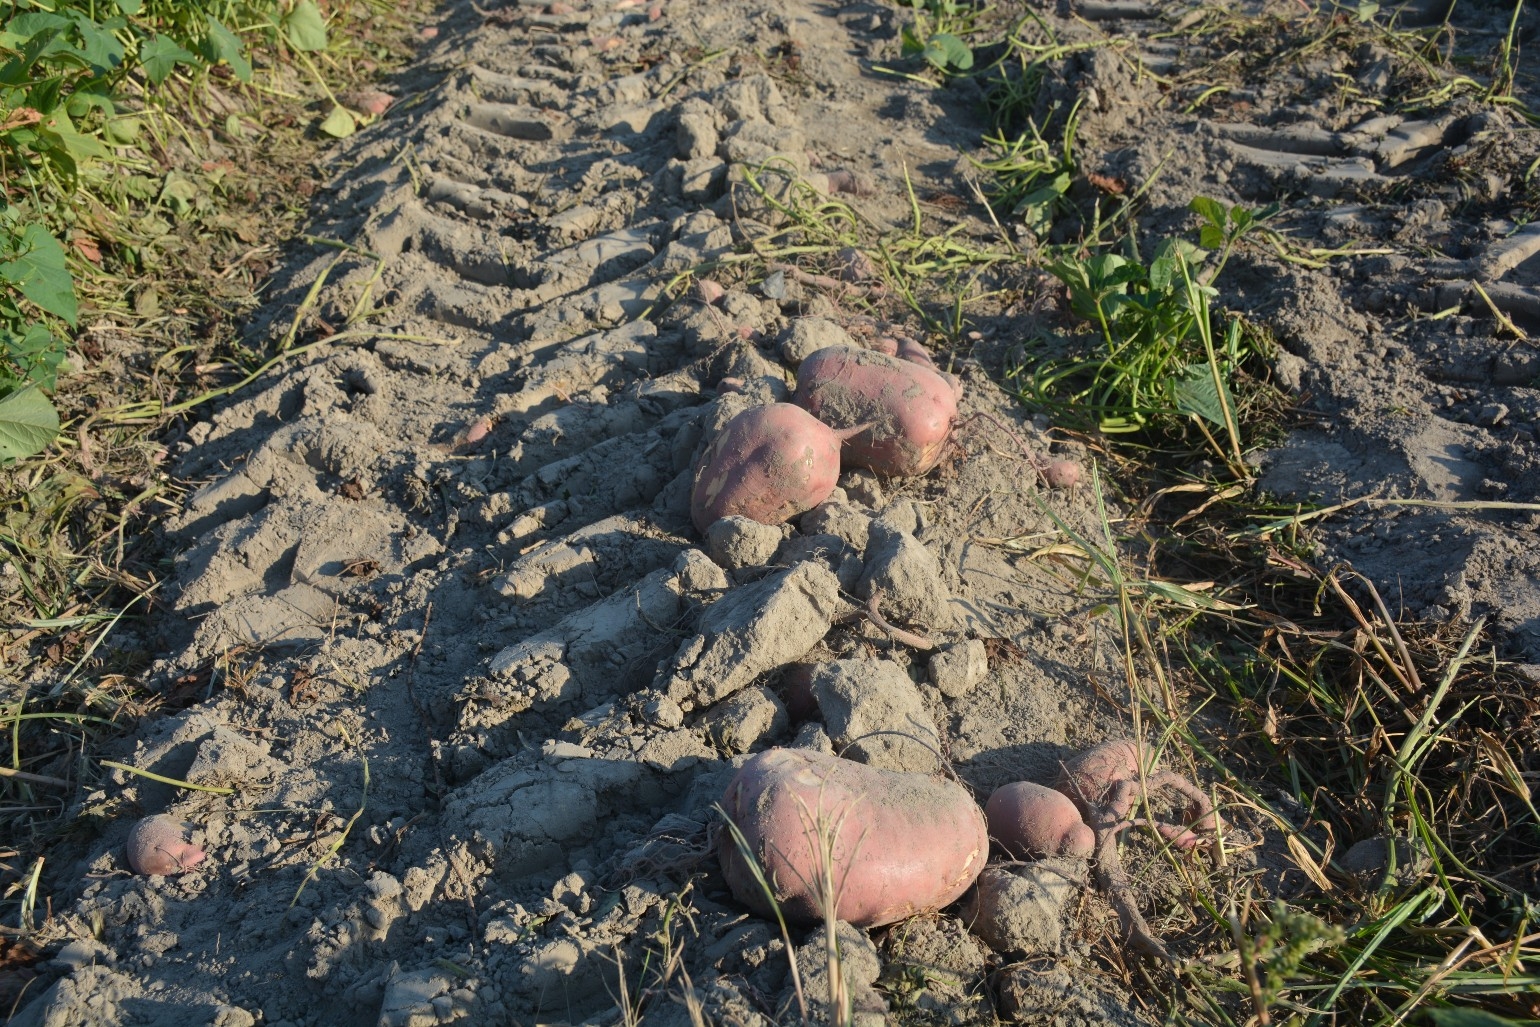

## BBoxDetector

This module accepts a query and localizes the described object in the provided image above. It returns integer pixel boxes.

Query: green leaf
[65,89,115,120]
[1188,196,1226,230]
[116,0,143,13]
[922,32,972,72]
[72,14,127,72]
[103,115,141,144]
[318,105,356,138]
[1198,224,1226,250]
[138,34,197,86]
[0,383,60,462]
[205,17,251,81]
[37,107,111,161]
[1173,363,1235,429]
[8,13,72,39]
[5,323,66,389]
[284,0,329,52]
[0,224,78,325]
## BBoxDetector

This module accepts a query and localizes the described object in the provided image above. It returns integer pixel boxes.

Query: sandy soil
[10,0,1540,1024]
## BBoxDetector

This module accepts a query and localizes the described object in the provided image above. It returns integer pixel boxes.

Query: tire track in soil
[14,0,1540,1025]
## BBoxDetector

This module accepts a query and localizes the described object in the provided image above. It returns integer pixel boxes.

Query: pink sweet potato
[792,346,960,477]
[690,403,849,534]
[719,747,988,928]
[984,781,1094,859]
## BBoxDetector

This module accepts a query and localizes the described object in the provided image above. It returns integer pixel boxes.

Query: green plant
[971,103,1078,238]
[1188,195,1278,285]
[898,0,980,76]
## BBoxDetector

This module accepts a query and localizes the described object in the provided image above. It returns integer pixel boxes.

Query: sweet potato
[690,403,852,534]
[719,747,988,928]
[1053,738,1221,962]
[792,347,960,477]
[126,815,206,876]
[985,781,1094,859]
[1054,738,1218,846]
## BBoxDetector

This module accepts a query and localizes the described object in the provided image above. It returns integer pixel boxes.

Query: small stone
[777,317,854,367]
[642,695,686,729]
[964,862,1080,955]
[929,639,988,699]
[1480,403,1509,426]
[839,469,884,509]
[701,684,788,753]
[810,659,940,774]
[674,548,729,593]
[706,515,784,571]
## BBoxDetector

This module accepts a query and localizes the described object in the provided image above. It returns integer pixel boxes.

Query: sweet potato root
[985,781,1094,859]
[719,747,988,928]
[1054,739,1220,962]
[690,403,851,534]
[792,347,961,477]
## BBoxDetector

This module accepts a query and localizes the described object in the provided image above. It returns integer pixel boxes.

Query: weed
[1014,230,1281,467]
[897,0,983,78]
[971,102,1080,239]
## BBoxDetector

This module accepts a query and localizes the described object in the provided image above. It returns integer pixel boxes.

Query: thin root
[1089,802,1174,964]
[865,592,936,650]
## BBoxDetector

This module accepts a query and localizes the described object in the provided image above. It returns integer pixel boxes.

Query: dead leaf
[2,108,43,132]
[1086,171,1126,195]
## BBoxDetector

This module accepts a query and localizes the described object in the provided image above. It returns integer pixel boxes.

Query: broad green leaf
[1188,196,1226,229]
[922,33,972,71]
[138,34,197,86]
[6,323,66,389]
[284,0,329,52]
[72,14,126,71]
[1173,363,1235,429]
[8,13,72,39]
[103,114,141,144]
[38,107,110,160]
[65,90,115,120]
[0,383,60,462]
[116,0,144,13]
[318,105,356,138]
[0,224,77,324]
[205,17,251,81]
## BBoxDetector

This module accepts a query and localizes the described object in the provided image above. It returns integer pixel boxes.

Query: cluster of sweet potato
[719,739,1219,960]
[689,340,963,534]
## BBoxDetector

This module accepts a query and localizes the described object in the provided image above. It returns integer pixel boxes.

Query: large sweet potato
[792,346,960,477]
[718,747,988,928]
[690,403,848,534]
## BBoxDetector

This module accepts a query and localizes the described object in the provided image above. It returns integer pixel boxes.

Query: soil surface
[12,0,1540,1024]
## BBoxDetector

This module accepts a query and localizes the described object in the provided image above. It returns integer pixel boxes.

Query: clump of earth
[10,0,1540,1024]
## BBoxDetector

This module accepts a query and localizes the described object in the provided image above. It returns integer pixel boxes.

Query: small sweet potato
[792,347,960,477]
[985,781,1094,859]
[126,815,206,876]
[719,747,988,928]
[690,403,850,534]
[1056,738,1219,849]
